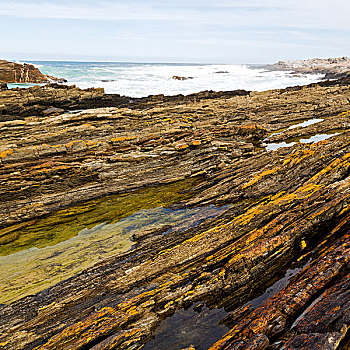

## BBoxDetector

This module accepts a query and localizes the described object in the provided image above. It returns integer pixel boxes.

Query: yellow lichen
[176,144,189,150]
[0,149,13,158]
[242,168,278,189]
[111,136,136,142]
[38,301,56,312]
[300,240,307,250]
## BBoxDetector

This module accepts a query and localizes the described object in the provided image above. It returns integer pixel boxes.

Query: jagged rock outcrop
[0,60,66,84]
[0,77,350,350]
[266,56,350,79]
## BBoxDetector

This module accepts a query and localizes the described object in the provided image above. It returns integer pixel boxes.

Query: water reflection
[264,118,325,141]
[0,178,202,257]
[288,118,324,130]
[265,141,296,151]
[0,178,230,304]
[142,303,228,350]
[265,132,340,151]
[299,133,340,143]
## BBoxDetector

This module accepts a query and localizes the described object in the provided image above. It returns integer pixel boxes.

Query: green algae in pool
[0,178,229,304]
[0,178,201,256]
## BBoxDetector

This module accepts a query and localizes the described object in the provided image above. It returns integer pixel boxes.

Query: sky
[0,0,349,63]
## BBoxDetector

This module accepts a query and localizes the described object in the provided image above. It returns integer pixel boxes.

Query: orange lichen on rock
[175,143,189,150]
[0,148,14,158]
[111,136,137,142]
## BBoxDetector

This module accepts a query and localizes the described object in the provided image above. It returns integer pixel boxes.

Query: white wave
[10,62,324,97]
[14,60,44,69]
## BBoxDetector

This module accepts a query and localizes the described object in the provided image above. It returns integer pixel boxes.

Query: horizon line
[8,58,267,66]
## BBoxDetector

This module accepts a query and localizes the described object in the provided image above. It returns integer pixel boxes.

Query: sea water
[8,61,323,97]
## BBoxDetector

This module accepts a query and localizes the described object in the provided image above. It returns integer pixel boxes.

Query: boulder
[172,75,194,80]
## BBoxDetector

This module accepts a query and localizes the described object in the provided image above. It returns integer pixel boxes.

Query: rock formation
[0,84,108,120]
[0,60,66,84]
[172,75,194,80]
[266,56,350,79]
[0,76,350,349]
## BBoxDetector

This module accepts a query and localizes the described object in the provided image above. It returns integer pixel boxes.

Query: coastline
[0,71,350,349]
[2,60,327,97]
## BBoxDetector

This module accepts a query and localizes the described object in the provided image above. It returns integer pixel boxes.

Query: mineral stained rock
[0,76,350,350]
[0,60,65,84]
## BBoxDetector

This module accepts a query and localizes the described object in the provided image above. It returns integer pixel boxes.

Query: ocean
[9,61,323,97]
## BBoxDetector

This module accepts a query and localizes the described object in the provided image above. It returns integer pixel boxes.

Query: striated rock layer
[0,60,65,84]
[0,77,350,350]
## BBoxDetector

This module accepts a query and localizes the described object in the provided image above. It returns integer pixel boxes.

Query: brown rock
[172,75,194,80]
[0,60,65,83]
[0,83,106,118]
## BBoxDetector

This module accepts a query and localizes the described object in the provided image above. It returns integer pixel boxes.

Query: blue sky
[1,0,349,63]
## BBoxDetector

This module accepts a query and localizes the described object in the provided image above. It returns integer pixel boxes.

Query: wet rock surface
[0,77,350,349]
[0,60,65,84]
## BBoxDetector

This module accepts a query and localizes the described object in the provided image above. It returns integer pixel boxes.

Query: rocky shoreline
[265,56,350,79]
[0,60,65,84]
[0,76,350,349]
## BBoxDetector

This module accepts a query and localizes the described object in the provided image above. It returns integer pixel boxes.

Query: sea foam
[13,61,324,97]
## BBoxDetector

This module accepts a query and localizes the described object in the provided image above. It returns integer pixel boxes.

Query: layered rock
[0,83,251,120]
[2,79,350,229]
[0,60,65,84]
[0,84,109,120]
[0,77,350,350]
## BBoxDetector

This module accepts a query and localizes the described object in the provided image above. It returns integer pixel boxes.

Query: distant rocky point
[0,60,67,84]
[265,56,350,79]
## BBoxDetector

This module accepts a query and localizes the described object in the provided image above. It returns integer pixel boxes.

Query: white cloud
[0,1,194,21]
[0,0,349,32]
[1,0,349,62]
